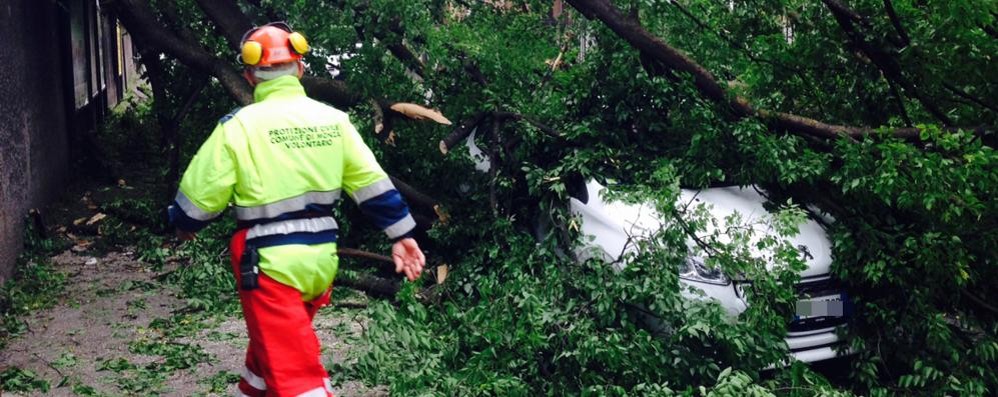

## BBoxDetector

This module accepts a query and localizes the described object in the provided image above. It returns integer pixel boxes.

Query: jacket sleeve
[340,117,415,240]
[168,122,237,232]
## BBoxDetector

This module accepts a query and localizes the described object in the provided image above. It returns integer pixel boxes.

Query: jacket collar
[253,75,306,103]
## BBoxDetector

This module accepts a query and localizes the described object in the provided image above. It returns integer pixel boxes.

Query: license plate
[794,294,845,320]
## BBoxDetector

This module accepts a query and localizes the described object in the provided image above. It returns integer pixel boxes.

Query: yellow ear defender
[239,23,308,66]
[288,32,309,55]
[241,41,264,66]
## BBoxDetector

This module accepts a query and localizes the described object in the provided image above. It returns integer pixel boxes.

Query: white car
[465,132,851,363]
[569,180,850,363]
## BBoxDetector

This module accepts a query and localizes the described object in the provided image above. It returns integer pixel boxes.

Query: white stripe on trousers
[297,386,330,397]
[241,366,267,390]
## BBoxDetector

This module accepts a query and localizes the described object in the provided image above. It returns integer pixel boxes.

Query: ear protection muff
[241,40,264,66]
[288,32,309,55]
[239,22,309,66]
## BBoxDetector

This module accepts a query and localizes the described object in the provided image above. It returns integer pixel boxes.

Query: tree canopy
[105,0,997,395]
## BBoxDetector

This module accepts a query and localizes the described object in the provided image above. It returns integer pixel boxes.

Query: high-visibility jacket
[168,75,414,300]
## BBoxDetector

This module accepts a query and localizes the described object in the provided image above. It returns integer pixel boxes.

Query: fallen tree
[99,1,996,395]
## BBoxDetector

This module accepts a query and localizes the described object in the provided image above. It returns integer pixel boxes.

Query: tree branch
[390,175,445,223]
[664,0,805,78]
[300,76,363,109]
[493,112,562,138]
[192,0,363,108]
[193,0,254,51]
[821,0,953,125]
[160,0,203,46]
[330,0,427,78]
[882,0,910,47]
[112,0,253,104]
[564,0,972,141]
[338,247,393,264]
[886,78,913,126]
[440,112,488,154]
[942,82,998,114]
[335,270,400,298]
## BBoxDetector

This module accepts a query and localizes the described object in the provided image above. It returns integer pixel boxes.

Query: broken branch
[440,112,488,154]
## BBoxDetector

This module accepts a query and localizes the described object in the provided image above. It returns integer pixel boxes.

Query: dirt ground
[1,228,385,396]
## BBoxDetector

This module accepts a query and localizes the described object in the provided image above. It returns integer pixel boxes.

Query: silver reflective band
[235,190,341,220]
[241,366,267,390]
[349,178,395,204]
[175,191,222,221]
[297,386,329,397]
[246,217,339,240]
[324,378,334,393]
[385,214,416,239]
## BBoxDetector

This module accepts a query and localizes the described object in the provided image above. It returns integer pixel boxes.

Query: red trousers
[230,229,335,397]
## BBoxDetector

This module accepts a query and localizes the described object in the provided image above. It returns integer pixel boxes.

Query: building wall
[0,2,70,283]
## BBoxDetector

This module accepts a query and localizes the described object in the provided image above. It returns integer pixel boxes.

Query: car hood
[569,180,833,278]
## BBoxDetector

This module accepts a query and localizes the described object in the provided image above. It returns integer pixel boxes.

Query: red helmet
[240,22,309,67]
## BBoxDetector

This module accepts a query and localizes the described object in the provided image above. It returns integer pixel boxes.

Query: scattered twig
[338,248,393,264]
[332,302,369,309]
[32,353,64,377]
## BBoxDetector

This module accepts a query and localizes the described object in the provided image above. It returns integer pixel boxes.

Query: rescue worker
[167,22,425,397]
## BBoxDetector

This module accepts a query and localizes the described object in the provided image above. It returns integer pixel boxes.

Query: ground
[0,185,387,396]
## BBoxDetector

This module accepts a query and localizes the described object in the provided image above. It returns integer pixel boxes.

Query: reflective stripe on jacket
[168,75,414,298]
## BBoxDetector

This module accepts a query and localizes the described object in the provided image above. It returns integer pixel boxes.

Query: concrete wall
[0,2,70,284]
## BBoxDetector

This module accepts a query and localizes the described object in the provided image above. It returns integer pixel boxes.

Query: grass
[0,219,69,349]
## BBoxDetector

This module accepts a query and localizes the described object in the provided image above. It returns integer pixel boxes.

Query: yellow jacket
[169,75,414,299]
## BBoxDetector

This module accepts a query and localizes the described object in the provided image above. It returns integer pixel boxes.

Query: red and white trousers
[230,229,335,397]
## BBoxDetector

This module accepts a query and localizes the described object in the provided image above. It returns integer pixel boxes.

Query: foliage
[0,219,68,350]
[828,127,997,396]
[165,219,242,314]
[0,367,51,393]
[103,0,997,395]
[344,176,835,395]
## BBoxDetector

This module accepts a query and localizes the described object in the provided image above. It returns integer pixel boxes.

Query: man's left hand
[392,238,425,281]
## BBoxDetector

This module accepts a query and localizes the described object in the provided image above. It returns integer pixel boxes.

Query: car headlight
[679,257,731,285]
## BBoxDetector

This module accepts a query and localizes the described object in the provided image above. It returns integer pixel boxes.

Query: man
[168,22,425,397]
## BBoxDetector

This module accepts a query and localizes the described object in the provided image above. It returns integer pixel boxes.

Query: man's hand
[176,229,197,241]
[391,238,425,281]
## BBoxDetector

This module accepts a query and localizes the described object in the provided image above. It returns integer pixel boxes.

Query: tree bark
[193,0,252,51]
[335,270,400,298]
[390,176,442,220]
[301,76,364,109]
